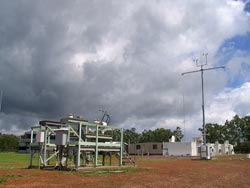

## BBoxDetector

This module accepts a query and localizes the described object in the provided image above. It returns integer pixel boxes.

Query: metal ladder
[117,145,135,166]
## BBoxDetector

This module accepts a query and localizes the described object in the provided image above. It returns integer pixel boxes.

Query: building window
[136,145,141,150]
[153,144,158,150]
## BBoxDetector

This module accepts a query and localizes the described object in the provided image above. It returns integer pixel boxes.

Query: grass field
[0,152,30,169]
[0,152,247,169]
[0,152,121,169]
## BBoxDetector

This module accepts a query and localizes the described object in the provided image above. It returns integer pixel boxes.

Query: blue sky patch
[216,32,250,62]
[244,0,250,12]
[216,31,250,88]
[225,33,250,51]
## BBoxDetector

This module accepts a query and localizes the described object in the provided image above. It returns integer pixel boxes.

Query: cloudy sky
[0,0,249,140]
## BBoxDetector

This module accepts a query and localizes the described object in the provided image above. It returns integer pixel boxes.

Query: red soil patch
[1,155,250,188]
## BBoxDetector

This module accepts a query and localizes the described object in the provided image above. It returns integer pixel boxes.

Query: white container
[36,131,45,143]
[169,136,175,142]
[200,145,207,159]
[229,145,235,154]
[246,154,250,159]
[55,128,68,146]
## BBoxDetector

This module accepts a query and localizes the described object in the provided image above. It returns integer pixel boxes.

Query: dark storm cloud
[0,0,134,131]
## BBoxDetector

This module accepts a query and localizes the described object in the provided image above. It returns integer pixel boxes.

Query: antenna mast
[181,53,225,159]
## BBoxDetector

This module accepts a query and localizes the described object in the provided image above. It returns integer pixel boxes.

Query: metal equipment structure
[181,53,225,159]
[28,115,133,170]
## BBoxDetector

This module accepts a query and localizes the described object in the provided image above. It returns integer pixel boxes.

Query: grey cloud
[0,0,249,141]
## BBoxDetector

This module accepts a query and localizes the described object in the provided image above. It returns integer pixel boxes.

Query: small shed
[163,141,197,156]
[128,142,163,155]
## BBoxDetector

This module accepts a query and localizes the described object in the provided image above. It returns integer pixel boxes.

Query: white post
[95,125,99,167]
[120,128,123,166]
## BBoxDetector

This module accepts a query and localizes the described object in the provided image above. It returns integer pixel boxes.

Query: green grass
[66,166,145,177]
[0,173,25,183]
[0,152,143,177]
[0,173,36,184]
[0,152,30,169]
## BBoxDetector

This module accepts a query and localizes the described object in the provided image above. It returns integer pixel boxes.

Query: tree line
[113,126,184,144]
[199,115,250,153]
[0,133,19,152]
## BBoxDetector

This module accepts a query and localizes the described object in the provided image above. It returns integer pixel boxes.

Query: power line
[181,53,225,159]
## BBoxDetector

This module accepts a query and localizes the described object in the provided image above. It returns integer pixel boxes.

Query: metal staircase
[117,146,135,166]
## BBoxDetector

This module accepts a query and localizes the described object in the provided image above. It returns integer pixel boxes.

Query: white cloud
[181,82,250,140]
[206,82,250,123]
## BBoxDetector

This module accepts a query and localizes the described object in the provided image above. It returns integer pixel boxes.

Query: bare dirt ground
[1,155,250,188]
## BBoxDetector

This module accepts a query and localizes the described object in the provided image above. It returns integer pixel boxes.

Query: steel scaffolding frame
[29,117,124,170]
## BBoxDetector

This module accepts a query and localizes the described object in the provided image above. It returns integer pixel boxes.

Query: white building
[163,136,197,156]
[163,136,234,157]
[163,141,197,156]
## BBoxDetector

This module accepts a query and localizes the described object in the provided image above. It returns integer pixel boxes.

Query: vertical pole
[109,152,112,166]
[201,66,206,146]
[38,142,41,169]
[77,123,82,168]
[102,153,105,166]
[95,125,99,167]
[120,128,123,166]
[182,93,186,141]
[85,125,88,141]
[29,129,34,168]
[201,66,207,159]
[43,129,47,167]
[134,142,136,161]
[128,138,130,155]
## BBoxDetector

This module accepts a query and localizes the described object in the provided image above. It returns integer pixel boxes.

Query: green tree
[112,129,121,141]
[199,115,250,145]
[0,133,19,152]
[199,123,225,143]
[224,117,240,144]
[172,126,184,142]
[238,116,250,141]
[149,128,172,142]
[140,129,153,142]
[123,128,141,144]
[124,127,175,143]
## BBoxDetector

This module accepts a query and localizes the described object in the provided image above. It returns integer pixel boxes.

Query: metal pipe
[95,125,99,167]
[77,123,82,168]
[201,66,206,146]
[120,128,123,166]
[29,129,34,167]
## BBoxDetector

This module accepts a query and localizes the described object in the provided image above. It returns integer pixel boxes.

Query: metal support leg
[95,125,99,167]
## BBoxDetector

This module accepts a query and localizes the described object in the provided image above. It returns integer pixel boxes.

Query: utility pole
[181,53,225,159]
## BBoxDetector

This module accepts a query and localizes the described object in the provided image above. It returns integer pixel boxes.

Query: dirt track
[1,155,250,188]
